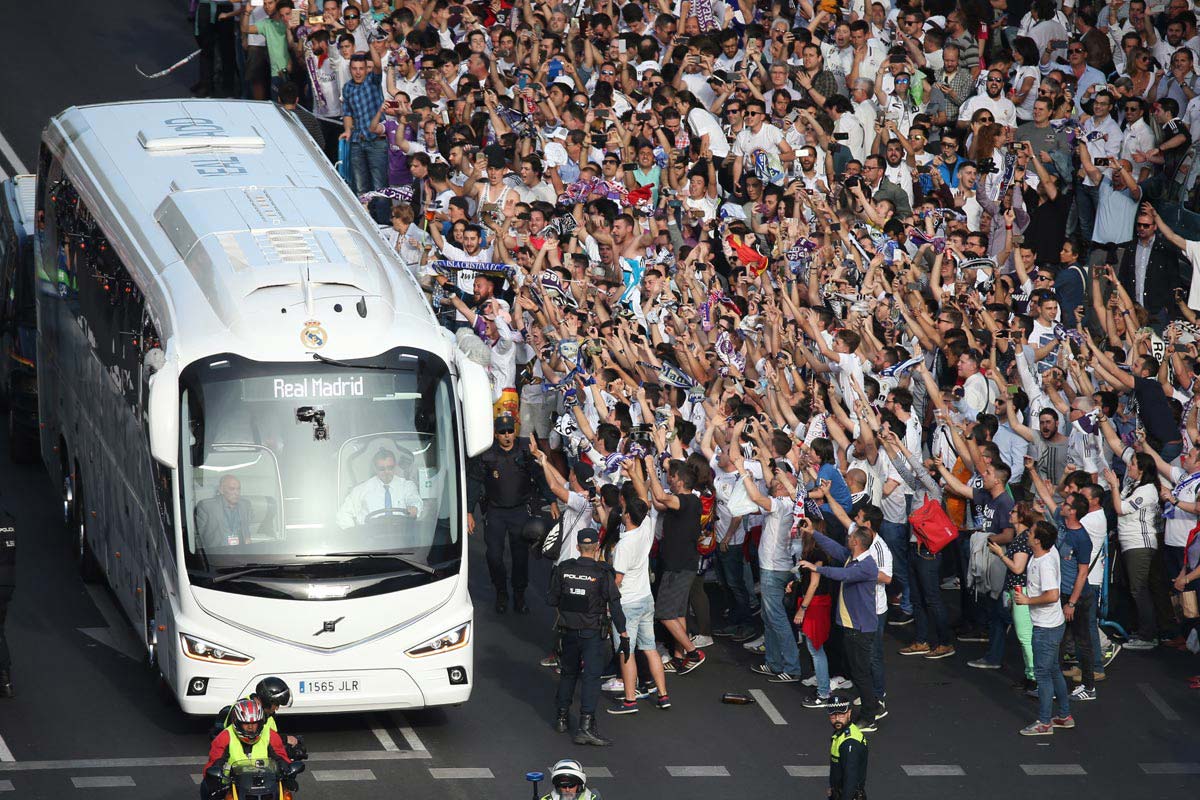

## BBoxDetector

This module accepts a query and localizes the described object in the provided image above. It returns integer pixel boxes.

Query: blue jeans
[880,521,911,614]
[760,569,801,674]
[984,591,1011,666]
[1032,623,1070,723]
[803,633,830,697]
[909,544,951,647]
[716,544,753,626]
[350,137,388,195]
[870,611,887,698]
[1075,181,1100,244]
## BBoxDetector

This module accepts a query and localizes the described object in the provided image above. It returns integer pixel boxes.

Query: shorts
[615,594,656,651]
[519,394,555,439]
[654,570,693,620]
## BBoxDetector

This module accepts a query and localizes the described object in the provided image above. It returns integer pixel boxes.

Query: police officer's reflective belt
[831,725,866,762]
[222,725,271,776]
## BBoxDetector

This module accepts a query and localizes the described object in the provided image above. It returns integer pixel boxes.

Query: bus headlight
[180,633,254,665]
[405,622,471,658]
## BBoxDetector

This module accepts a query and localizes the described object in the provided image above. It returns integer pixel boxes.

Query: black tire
[7,407,36,464]
[74,471,102,583]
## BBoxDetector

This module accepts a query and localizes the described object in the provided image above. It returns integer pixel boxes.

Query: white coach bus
[34,100,493,714]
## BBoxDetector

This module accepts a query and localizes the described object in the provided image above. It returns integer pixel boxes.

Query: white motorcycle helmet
[550,758,587,799]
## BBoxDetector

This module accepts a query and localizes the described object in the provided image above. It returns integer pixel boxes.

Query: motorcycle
[204,759,306,800]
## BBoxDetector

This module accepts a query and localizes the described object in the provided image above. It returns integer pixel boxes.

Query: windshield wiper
[310,352,394,371]
[319,550,437,576]
[209,563,298,584]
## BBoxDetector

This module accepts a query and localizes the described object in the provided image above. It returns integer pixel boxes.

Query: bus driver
[336,448,422,528]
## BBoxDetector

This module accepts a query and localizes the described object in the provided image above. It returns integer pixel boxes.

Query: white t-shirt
[1080,509,1107,588]
[1117,481,1161,551]
[688,108,730,157]
[611,518,654,601]
[830,351,866,406]
[867,530,893,615]
[1165,466,1200,547]
[1026,549,1065,628]
[732,123,786,158]
[555,490,594,565]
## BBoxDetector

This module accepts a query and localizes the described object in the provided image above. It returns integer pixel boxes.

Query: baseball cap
[576,528,600,545]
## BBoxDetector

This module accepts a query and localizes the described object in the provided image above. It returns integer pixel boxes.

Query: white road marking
[748,689,787,725]
[313,769,376,781]
[0,732,14,763]
[1137,683,1180,721]
[429,768,494,779]
[784,766,827,777]
[190,775,202,785]
[78,585,143,661]
[666,766,729,777]
[902,765,965,776]
[0,780,12,792]
[71,776,135,788]
[584,767,613,778]
[1140,763,1200,774]
[1020,764,1086,776]
[370,715,399,752]
[0,751,431,773]
[391,711,428,752]
[0,129,27,175]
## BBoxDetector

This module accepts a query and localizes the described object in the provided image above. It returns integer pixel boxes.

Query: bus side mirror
[455,354,494,457]
[147,361,179,469]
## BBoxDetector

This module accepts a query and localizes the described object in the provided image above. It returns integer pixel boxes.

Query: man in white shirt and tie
[337,449,422,528]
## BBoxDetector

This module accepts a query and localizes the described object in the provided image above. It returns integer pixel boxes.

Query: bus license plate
[298,678,361,694]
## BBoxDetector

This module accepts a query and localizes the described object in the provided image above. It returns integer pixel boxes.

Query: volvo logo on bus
[314,616,346,636]
[300,320,327,349]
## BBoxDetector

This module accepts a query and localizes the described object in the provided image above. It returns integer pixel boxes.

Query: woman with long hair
[1104,453,1162,650]
[1010,38,1042,122]
[793,517,836,707]
[1124,46,1156,99]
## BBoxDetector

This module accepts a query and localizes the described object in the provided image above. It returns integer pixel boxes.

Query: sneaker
[1024,681,1039,699]
[712,625,743,638]
[1103,643,1121,667]
[656,694,672,710]
[888,611,915,626]
[801,676,818,687]
[874,702,889,720]
[607,699,639,715]
[732,625,760,643]
[676,649,706,675]
[830,676,854,690]
[968,658,1001,670]
[925,645,956,660]
[858,718,879,733]
[634,683,658,699]
[1051,715,1076,729]
[940,576,960,590]
[601,677,625,693]
[742,634,766,651]
[852,694,883,706]
[1019,721,1054,736]
[769,672,800,683]
[691,634,715,648]
[540,654,560,668]
[1070,686,1097,701]
[662,659,677,673]
[955,629,988,643]
[898,642,931,656]
[1123,638,1157,651]
[802,692,835,709]
[750,663,777,676]
[744,641,766,656]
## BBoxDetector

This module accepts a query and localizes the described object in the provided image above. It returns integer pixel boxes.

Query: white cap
[552,76,576,91]
[636,60,662,78]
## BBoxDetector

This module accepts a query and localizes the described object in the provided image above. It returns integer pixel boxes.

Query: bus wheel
[74,474,101,583]
[7,406,36,464]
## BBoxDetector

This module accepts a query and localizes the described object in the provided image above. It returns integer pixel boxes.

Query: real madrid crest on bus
[301,320,328,350]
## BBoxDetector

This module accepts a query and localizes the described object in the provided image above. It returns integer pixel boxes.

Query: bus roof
[42,100,447,367]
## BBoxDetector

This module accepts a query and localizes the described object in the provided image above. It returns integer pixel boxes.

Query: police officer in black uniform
[0,509,15,698]
[827,695,868,800]
[548,528,628,747]
[466,413,543,614]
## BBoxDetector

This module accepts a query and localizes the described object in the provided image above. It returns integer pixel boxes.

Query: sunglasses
[1068,48,1085,54]
[344,14,360,19]
[1136,222,1154,228]
[977,116,994,122]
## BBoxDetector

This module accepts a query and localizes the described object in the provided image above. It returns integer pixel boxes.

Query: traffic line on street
[666,766,729,777]
[0,779,13,791]
[312,769,377,782]
[784,765,827,777]
[0,128,27,176]
[902,765,965,776]
[429,768,494,779]
[70,776,136,788]
[391,712,429,753]
[748,689,788,725]
[370,715,400,752]
[0,733,14,763]
[1140,762,1200,774]
[584,767,612,778]
[1137,683,1181,721]
[1020,764,1087,776]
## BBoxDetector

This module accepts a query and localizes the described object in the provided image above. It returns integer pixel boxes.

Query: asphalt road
[1,5,1200,797]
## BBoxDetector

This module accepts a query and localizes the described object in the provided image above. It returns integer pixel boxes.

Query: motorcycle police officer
[827,695,869,800]
[548,528,628,746]
[0,511,14,698]
[467,413,544,614]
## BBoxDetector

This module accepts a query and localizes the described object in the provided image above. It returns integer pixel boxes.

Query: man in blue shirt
[1051,493,1096,698]
[811,438,852,544]
[340,54,387,195]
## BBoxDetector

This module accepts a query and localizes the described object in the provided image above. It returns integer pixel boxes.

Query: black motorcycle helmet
[255,677,292,710]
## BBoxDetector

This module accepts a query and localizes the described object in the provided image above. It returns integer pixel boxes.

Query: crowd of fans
[191,0,1200,735]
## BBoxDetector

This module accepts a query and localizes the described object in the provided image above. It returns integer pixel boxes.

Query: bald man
[196,475,255,548]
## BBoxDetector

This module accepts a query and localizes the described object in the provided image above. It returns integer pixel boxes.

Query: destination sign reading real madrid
[239,374,398,402]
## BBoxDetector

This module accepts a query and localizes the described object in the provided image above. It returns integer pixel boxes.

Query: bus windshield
[179,348,462,598]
